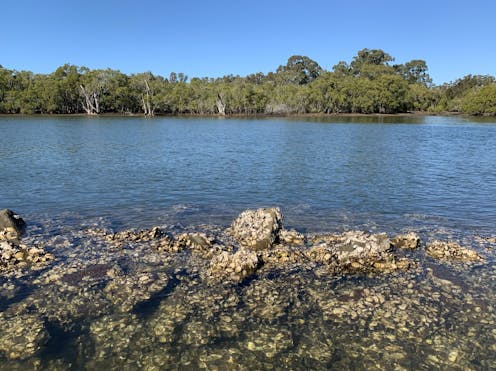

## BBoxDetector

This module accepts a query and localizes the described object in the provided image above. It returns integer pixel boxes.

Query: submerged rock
[103,226,165,246]
[426,240,482,261]
[0,313,49,360]
[229,208,282,251]
[391,232,421,249]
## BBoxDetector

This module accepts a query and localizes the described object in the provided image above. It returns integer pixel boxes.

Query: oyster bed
[1,208,496,370]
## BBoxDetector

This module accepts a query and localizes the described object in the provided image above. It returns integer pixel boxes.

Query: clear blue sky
[1,0,495,84]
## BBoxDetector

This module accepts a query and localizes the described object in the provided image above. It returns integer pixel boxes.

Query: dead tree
[141,80,154,117]
[79,84,100,115]
[216,94,226,115]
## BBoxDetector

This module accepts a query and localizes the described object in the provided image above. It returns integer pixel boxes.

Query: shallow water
[1,115,496,369]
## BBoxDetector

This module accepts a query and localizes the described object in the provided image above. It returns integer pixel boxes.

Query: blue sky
[1,0,495,84]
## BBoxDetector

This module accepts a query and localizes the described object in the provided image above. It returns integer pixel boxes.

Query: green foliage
[0,49,493,116]
[461,84,496,115]
[275,55,323,85]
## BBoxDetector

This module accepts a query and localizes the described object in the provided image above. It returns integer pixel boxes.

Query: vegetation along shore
[1,49,495,117]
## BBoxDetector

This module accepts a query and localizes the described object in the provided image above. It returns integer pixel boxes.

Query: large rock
[0,209,26,241]
[229,208,282,251]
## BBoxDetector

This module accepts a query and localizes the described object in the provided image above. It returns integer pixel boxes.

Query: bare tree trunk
[216,94,226,115]
[79,85,99,115]
[142,80,154,117]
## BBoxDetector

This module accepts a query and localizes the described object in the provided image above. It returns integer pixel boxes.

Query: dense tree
[0,49,493,116]
[398,60,432,86]
[461,84,496,116]
[274,55,323,85]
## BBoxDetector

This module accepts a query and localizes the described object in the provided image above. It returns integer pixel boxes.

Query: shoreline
[0,111,468,119]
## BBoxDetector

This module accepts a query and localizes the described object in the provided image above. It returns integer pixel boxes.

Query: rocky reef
[0,207,494,369]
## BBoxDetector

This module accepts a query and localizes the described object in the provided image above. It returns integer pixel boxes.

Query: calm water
[1,115,496,232]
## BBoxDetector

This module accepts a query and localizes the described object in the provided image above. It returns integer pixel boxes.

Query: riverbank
[1,207,495,369]
[0,111,467,119]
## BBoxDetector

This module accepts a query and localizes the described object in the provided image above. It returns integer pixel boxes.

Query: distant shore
[0,111,468,119]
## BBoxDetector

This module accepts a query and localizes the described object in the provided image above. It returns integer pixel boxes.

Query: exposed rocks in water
[306,231,412,273]
[426,240,483,261]
[0,209,26,242]
[1,207,493,368]
[229,207,282,250]
[0,211,54,272]
[391,232,421,249]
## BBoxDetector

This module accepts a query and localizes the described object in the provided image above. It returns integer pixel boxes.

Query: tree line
[0,49,495,116]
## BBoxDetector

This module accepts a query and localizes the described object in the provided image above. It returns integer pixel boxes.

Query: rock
[332,231,391,263]
[229,208,282,251]
[0,209,26,241]
[207,249,259,282]
[306,231,410,273]
[426,240,482,261]
[391,232,421,249]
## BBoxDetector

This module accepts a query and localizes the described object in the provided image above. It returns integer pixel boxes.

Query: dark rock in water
[0,209,26,241]
[229,208,282,251]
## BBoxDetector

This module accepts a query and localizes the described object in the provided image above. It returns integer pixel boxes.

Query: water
[1,115,496,232]
[1,115,496,370]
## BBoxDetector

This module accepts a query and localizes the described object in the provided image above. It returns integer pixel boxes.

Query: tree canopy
[0,48,494,116]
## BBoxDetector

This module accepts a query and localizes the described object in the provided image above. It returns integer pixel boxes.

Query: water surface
[1,115,496,233]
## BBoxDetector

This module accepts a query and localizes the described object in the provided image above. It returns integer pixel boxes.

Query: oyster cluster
[426,240,482,261]
[0,207,493,369]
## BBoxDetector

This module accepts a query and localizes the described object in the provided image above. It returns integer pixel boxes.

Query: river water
[1,115,496,369]
[2,115,496,232]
